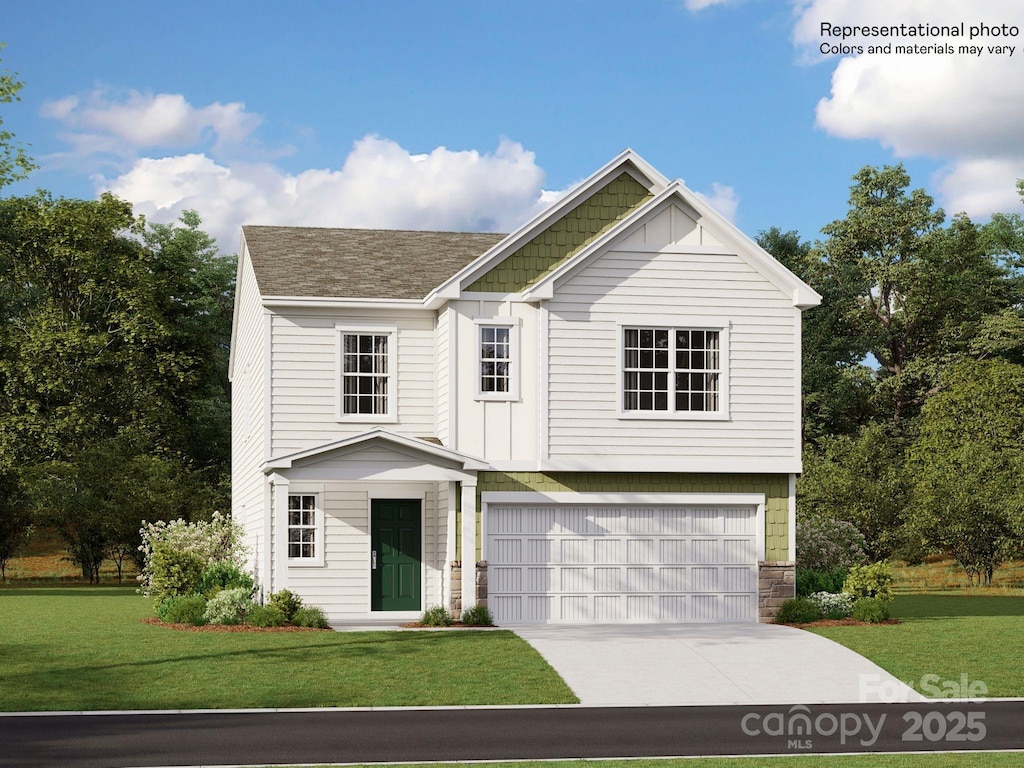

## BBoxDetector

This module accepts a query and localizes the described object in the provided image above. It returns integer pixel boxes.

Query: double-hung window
[622,326,725,416]
[287,494,318,560]
[337,325,396,421]
[475,319,519,401]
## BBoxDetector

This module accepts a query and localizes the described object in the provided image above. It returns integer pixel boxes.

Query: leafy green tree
[908,358,1024,585]
[815,165,1015,421]
[758,227,875,443]
[0,44,36,190]
[0,193,185,469]
[798,422,914,561]
[0,471,31,580]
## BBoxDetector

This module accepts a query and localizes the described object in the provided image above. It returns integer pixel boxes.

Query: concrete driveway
[513,623,925,706]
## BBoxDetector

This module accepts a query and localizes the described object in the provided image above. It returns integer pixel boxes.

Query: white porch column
[269,473,290,592]
[460,478,478,611]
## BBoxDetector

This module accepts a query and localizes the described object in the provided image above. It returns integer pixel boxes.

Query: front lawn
[0,587,577,711]
[809,594,1024,697]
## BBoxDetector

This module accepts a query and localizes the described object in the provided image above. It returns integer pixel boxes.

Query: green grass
[0,587,577,711]
[269,756,1024,768]
[809,594,1024,697]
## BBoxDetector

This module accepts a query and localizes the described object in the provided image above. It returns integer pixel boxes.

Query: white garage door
[487,505,758,624]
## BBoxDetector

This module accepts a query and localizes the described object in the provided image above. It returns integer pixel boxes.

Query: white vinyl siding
[269,309,436,455]
[546,246,798,464]
[229,250,270,583]
[281,481,444,621]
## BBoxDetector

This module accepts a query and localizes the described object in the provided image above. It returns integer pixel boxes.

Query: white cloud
[793,0,1024,217]
[696,182,740,223]
[103,136,561,250]
[41,89,261,154]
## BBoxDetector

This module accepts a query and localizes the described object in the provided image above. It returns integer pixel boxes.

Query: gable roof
[243,225,505,300]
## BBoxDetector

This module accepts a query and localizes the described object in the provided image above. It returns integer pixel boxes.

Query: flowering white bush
[138,512,247,599]
[807,591,854,619]
[796,513,868,571]
[202,587,253,625]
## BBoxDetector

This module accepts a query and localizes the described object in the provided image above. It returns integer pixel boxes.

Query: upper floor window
[475,318,519,401]
[622,327,723,415]
[337,325,396,421]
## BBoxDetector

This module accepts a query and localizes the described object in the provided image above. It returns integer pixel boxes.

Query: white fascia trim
[263,296,427,310]
[788,473,797,562]
[227,239,249,381]
[425,149,668,302]
[263,427,490,472]
[538,457,802,473]
[522,183,822,310]
[481,491,766,506]
[671,181,822,309]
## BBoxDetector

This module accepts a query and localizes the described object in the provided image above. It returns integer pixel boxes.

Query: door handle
[371,550,377,569]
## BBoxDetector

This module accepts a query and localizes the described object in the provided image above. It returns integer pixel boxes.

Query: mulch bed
[140,617,329,632]
[790,618,902,628]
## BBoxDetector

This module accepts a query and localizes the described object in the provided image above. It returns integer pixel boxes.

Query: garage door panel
[487,504,759,624]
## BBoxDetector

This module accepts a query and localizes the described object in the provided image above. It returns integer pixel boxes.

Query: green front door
[370,499,422,611]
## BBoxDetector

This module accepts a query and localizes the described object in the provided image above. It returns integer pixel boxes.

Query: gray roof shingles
[243,225,507,300]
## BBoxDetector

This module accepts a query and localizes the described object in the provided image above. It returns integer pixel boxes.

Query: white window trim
[286,486,325,568]
[473,316,520,402]
[616,319,730,421]
[335,323,398,423]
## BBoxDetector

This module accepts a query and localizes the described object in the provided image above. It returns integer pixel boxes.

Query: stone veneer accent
[448,561,488,618]
[758,560,795,622]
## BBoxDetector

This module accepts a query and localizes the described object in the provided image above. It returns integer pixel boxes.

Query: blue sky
[4,0,1023,251]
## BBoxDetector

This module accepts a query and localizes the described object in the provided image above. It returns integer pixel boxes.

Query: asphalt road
[2,701,1022,768]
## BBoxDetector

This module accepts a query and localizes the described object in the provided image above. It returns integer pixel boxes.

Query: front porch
[258,428,488,623]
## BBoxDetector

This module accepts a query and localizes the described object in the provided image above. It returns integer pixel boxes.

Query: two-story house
[228,150,820,625]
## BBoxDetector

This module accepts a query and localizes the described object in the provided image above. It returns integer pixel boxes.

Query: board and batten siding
[269,308,437,455]
[230,249,269,569]
[451,299,538,463]
[545,239,799,466]
[281,481,445,620]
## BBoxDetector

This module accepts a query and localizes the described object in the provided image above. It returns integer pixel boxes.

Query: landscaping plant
[155,594,208,625]
[202,586,252,625]
[806,591,854,620]
[246,604,287,628]
[774,597,823,624]
[292,606,330,629]
[460,604,494,626]
[267,589,304,622]
[850,597,891,623]
[421,605,454,626]
[796,567,850,597]
[843,562,895,604]
[138,512,247,600]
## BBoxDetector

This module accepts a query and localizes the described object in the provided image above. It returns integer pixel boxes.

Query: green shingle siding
[471,471,791,561]
[466,173,652,293]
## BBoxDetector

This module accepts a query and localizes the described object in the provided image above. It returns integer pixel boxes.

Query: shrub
[843,562,895,604]
[774,597,823,625]
[147,546,205,603]
[421,605,453,627]
[806,591,854,620]
[796,513,868,572]
[851,597,891,623]
[292,606,330,629]
[247,604,287,628]
[267,589,304,622]
[796,567,850,597]
[203,587,253,625]
[138,512,247,598]
[197,562,254,598]
[460,605,494,626]
[155,594,208,625]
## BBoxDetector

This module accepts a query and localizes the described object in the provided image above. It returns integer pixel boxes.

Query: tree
[24,437,214,582]
[0,471,31,580]
[798,422,914,561]
[0,44,36,190]
[815,165,1015,421]
[758,227,875,443]
[908,358,1024,585]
